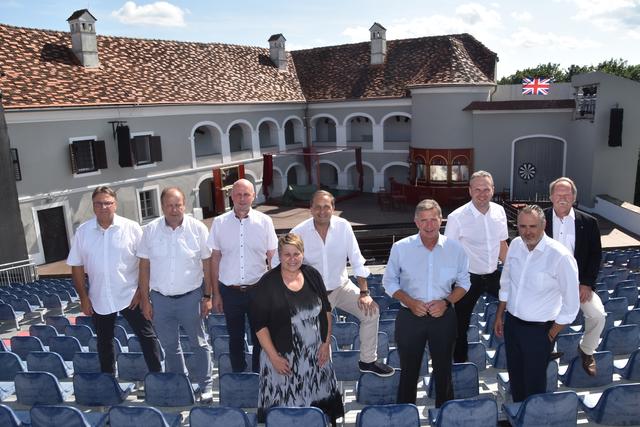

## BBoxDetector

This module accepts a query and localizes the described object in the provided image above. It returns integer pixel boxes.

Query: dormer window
[575,84,598,120]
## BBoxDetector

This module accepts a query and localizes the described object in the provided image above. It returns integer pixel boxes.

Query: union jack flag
[522,77,551,95]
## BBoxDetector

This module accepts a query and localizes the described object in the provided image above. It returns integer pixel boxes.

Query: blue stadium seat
[73,372,134,406]
[144,372,196,407]
[116,352,149,382]
[614,286,639,308]
[378,319,395,345]
[0,303,24,331]
[265,407,328,427]
[45,315,71,334]
[467,325,480,343]
[219,373,259,409]
[623,308,640,326]
[357,403,419,427]
[26,351,72,379]
[0,404,29,427]
[579,383,640,426]
[30,404,108,427]
[604,297,630,322]
[497,361,558,400]
[72,352,101,374]
[48,335,83,361]
[356,370,401,405]
[114,325,130,348]
[15,371,74,405]
[332,350,361,382]
[429,397,498,427]
[596,289,610,304]
[556,332,583,364]
[353,331,389,360]
[74,316,95,333]
[379,309,398,321]
[503,391,579,427]
[486,342,507,369]
[598,324,640,355]
[426,362,478,399]
[190,406,256,427]
[42,294,67,315]
[614,348,640,380]
[386,348,428,377]
[108,405,181,427]
[217,352,252,376]
[10,298,44,323]
[559,351,613,388]
[0,351,26,381]
[29,324,59,343]
[88,336,123,358]
[64,324,95,346]
[10,335,46,360]
[332,322,359,348]
[467,341,487,371]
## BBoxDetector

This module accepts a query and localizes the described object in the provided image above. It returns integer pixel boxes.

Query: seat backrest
[357,403,420,427]
[599,325,640,355]
[0,404,24,427]
[623,308,640,326]
[0,351,26,381]
[10,335,45,360]
[74,316,95,333]
[144,372,195,407]
[604,297,629,321]
[45,315,70,333]
[0,303,17,320]
[332,350,361,381]
[30,404,92,427]
[516,391,579,426]
[64,324,94,346]
[29,324,59,343]
[467,341,486,371]
[265,406,327,427]
[108,405,169,427]
[356,370,401,405]
[435,397,497,427]
[594,383,640,425]
[72,352,101,374]
[15,371,64,405]
[219,372,259,408]
[26,351,71,379]
[563,351,613,388]
[73,372,129,406]
[217,352,252,376]
[117,352,149,382]
[332,321,359,348]
[189,406,251,427]
[48,335,82,361]
[212,335,231,358]
[386,348,429,376]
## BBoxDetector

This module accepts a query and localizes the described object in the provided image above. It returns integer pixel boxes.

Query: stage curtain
[355,147,364,191]
[262,154,273,198]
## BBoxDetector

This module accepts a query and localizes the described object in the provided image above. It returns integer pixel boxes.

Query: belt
[507,312,552,327]
[227,284,254,292]
[470,270,498,279]
[152,288,198,299]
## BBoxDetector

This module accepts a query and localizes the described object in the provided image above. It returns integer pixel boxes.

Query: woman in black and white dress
[250,233,344,425]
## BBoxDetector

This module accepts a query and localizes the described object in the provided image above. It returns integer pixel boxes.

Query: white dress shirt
[207,208,277,286]
[383,234,471,304]
[444,201,508,274]
[272,216,370,291]
[137,215,211,296]
[66,215,142,315]
[552,208,576,253]
[499,234,579,325]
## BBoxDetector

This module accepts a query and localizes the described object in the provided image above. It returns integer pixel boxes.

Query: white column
[221,133,231,163]
[189,136,197,168]
[336,124,347,148]
[337,171,349,190]
[372,123,384,152]
[373,172,385,191]
[251,130,260,158]
[277,127,286,152]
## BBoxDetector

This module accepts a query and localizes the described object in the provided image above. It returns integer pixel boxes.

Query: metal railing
[0,258,38,286]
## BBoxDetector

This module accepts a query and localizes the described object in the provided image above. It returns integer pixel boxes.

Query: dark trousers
[395,306,457,407]
[504,312,553,402]
[453,270,501,363]
[220,284,261,373]
[93,305,162,374]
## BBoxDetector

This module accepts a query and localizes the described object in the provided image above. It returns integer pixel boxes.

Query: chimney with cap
[369,22,387,65]
[67,9,99,68]
[268,34,287,71]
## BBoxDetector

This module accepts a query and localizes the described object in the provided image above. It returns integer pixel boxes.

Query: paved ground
[38,193,639,277]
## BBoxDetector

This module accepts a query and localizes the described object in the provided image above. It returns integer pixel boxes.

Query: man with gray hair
[445,170,508,362]
[383,199,470,407]
[495,205,579,402]
[544,177,605,376]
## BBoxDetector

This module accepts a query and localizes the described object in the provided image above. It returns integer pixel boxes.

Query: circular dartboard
[518,162,536,181]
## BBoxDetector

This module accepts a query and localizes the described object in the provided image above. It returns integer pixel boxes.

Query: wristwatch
[359,289,370,297]
[201,294,211,300]
[443,298,452,308]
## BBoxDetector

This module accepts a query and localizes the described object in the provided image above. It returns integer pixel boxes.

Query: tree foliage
[498,59,640,84]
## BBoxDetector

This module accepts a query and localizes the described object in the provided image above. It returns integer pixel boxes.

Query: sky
[1,0,639,78]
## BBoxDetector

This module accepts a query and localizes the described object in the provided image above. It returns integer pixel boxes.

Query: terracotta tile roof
[291,33,496,101]
[0,24,306,109]
[463,99,576,111]
[0,24,496,109]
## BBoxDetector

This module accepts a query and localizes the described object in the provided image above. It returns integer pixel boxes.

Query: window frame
[68,135,106,178]
[136,185,161,224]
[130,131,160,169]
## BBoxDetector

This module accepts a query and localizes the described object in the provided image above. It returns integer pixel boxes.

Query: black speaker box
[608,108,623,147]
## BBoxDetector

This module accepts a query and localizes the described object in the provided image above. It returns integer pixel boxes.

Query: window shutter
[10,148,22,181]
[93,140,108,169]
[149,136,163,162]
[117,125,134,167]
[69,143,79,174]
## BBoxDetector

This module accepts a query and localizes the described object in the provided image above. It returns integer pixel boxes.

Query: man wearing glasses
[67,186,162,375]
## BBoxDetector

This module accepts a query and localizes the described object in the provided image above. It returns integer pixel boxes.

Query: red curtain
[355,147,364,192]
[262,154,273,198]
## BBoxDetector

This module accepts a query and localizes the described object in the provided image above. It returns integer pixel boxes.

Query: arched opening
[258,121,279,149]
[229,123,252,153]
[346,115,373,145]
[383,114,411,150]
[319,162,339,187]
[284,118,304,145]
[512,136,564,200]
[194,125,222,157]
[198,178,216,219]
[347,163,375,192]
[313,117,336,143]
[383,164,410,191]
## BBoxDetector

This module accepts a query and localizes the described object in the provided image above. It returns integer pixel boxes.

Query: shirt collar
[531,234,549,253]
[413,233,445,248]
[234,207,253,220]
[553,207,575,222]
[162,216,184,232]
[93,214,122,231]
[468,202,486,218]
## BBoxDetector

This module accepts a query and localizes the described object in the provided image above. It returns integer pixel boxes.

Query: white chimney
[268,34,287,71]
[67,9,99,68]
[369,22,387,65]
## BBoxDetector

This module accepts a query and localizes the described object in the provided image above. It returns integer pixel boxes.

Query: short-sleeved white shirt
[66,215,142,315]
[137,215,212,296]
[445,201,508,274]
[207,208,277,286]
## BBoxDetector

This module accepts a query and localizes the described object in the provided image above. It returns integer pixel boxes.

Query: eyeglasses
[93,201,115,208]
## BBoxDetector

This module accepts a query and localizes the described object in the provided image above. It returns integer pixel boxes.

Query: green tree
[498,59,640,84]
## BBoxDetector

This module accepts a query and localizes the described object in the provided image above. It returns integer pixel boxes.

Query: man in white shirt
[207,179,278,373]
[67,186,162,375]
[138,187,213,402]
[445,170,508,363]
[383,199,470,407]
[544,177,605,376]
[274,190,394,377]
[495,205,580,402]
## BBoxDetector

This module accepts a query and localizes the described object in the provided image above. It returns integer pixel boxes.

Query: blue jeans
[220,283,261,373]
